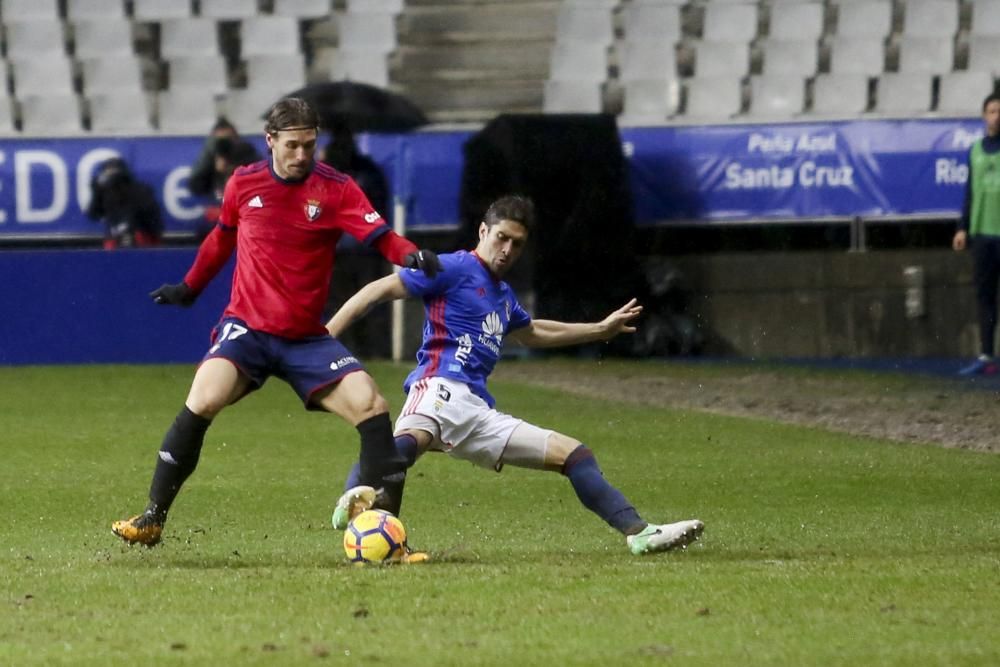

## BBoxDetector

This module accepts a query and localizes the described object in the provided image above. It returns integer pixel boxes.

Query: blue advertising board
[0,118,983,240]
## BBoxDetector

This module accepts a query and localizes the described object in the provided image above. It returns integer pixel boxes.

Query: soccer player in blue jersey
[326,195,704,556]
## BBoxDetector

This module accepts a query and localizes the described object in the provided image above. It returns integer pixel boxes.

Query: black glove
[150,282,197,307]
[404,249,442,278]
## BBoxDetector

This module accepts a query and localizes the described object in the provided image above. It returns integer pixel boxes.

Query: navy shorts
[203,317,366,408]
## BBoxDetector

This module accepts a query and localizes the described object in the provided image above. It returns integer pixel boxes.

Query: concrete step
[398,2,559,44]
[397,77,543,117]
[393,42,551,81]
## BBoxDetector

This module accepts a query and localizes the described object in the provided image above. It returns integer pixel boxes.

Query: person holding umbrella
[111,97,440,560]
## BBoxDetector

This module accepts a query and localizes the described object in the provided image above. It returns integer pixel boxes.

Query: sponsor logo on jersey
[454,333,473,365]
[329,355,359,370]
[305,199,322,221]
[364,211,381,224]
[478,312,503,354]
[248,195,263,208]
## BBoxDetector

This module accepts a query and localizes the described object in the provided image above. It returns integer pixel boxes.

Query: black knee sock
[356,414,407,515]
[147,406,212,521]
[562,445,646,535]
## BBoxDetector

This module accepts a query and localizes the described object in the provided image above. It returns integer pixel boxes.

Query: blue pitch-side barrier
[0,117,982,241]
[0,117,984,365]
[0,248,233,364]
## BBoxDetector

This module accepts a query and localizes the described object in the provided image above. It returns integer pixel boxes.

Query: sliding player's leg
[502,426,704,555]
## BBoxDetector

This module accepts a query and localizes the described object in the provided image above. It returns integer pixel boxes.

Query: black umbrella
[281,81,429,133]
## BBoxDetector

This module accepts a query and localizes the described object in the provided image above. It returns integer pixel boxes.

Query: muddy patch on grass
[494,362,1000,453]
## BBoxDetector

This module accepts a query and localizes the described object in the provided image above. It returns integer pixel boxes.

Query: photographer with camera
[86,157,163,250]
[189,117,261,239]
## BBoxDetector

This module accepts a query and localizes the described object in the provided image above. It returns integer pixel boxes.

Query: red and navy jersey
[398,250,532,407]
[184,159,411,338]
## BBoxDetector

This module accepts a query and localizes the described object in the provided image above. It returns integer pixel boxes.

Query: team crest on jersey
[304,199,322,221]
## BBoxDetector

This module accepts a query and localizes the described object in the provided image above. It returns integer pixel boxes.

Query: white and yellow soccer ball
[343,510,406,565]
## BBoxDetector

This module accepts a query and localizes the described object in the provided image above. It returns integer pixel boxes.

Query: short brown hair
[265,97,320,135]
[483,195,535,233]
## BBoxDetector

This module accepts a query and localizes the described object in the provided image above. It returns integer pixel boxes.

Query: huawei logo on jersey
[304,199,322,221]
[478,312,503,354]
[481,312,503,341]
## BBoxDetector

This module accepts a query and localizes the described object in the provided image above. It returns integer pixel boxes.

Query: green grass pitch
[1,362,999,666]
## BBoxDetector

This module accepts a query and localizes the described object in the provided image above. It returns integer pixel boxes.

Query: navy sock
[147,406,212,520]
[562,445,646,535]
[344,433,419,490]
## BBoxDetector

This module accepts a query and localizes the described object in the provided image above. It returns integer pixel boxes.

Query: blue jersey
[399,250,532,407]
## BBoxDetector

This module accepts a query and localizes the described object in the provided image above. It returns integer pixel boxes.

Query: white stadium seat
[810,73,870,116]
[160,19,220,57]
[542,79,603,113]
[88,92,155,134]
[874,72,933,114]
[684,76,743,118]
[80,56,145,93]
[73,19,134,58]
[20,93,85,136]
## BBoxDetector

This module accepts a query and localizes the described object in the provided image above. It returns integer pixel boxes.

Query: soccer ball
[343,510,406,565]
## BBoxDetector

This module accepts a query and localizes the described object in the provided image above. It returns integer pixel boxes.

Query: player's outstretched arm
[508,298,643,349]
[326,273,411,337]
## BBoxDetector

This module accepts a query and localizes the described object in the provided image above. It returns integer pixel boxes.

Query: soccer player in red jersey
[112,98,440,557]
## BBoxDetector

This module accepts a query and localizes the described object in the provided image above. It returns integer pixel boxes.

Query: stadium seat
[549,41,608,82]
[19,93,85,136]
[556,6,615,45]
[219,87,282,134]
[200,0,258,19]
[67,0,125,19]
[759,40,819,77]
[693,41,750,77]
[874,72,933,114]
[617,41,678,83]
[0,60,9,96]
[835,1,892,38]
[620,78,680,123]
[330,50,389,87]
[620,4,683,45]
[0,0,58,20]
[11,56,75,95]
[684,76,743,118]
[274,0,331,18]
[4,19,66,57]
[542,79,603,113]
[245,54,306,93]
[967,35,1000,75]
[80,56,144,93]
[810,73,870,115]
[168,55,229,92]
[969,0,1000,37]
[768,2,824,41]
[747,75,805,117]
[828,36,885,76]
[0,97,15,134]
[241,16,303,56]
[308,46,339,81]
[155,88,219,134]
[336,12,397,53]
[346,0,403,12]
[274,0,333,19]
[902,0,959,38]
[937,71,994,114]
[896,36,954,75]
[87,92,155,134]
[72,19,134,58]
[702,3,758,43]
[159,19,220,58]
[132,0,193,21]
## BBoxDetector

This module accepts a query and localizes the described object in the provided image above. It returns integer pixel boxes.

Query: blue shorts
[203,317,366,408]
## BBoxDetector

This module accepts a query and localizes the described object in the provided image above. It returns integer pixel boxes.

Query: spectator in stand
[189,117,261,239]
[954,92,1000,376]
[321,120,393,358]
[86,157,163,250]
